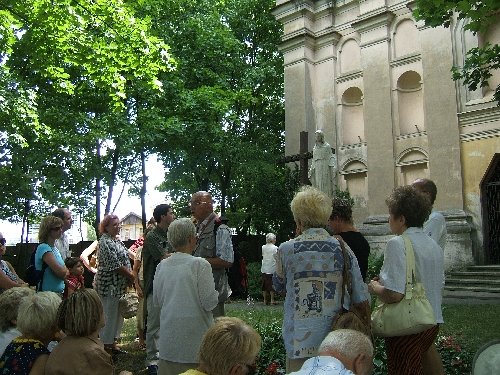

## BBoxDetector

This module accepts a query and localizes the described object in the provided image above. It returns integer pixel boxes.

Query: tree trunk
[140,149,147,231]
[104,146,120,215]
[94,140,102,238]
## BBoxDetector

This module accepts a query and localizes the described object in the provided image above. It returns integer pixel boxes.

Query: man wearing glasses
[52,208,73,260]
[190,191,233,318]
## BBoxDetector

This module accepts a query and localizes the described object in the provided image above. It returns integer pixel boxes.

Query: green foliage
[335,188,355,206]
[437,336,474,375]
[413,0,499,34]
[247,262,264,300]
[367,252,385,281]
[451,41,500,104]
[413,0,500,105]
[227,309,286,375]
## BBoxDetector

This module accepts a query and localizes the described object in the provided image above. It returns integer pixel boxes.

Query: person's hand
[368,279,381,295]
[135,285,143,298]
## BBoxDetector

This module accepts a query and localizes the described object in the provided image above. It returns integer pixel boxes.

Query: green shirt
[142,226,172,296]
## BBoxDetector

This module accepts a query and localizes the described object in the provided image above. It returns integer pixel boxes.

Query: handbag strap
[338,238,351,309]
[401,234,416,299]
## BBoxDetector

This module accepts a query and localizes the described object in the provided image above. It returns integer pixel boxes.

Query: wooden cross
[277,131,313,185]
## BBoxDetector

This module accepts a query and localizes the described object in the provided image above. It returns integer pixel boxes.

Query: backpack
[25,245,48,291]
[227,250,248,297]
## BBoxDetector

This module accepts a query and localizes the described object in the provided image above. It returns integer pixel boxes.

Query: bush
[228,309,285,375]
[437,336,474,375]
[247,262,263,300]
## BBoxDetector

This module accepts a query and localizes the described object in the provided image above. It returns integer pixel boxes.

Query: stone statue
[308,130,337,198]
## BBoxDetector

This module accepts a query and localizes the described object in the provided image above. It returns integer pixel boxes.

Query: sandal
[138,343,146,351]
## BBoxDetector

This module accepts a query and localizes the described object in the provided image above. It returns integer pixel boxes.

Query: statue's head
[315,130,325,143]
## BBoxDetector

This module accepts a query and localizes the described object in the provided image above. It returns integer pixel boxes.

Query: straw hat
[472,340,500,375]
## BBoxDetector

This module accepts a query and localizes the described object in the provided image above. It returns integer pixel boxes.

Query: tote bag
[371,234,436,337]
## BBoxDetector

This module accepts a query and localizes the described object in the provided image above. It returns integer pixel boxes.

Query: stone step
[444,285,500,293]
[445,278,500,287]
[447,271,500,280]
[442,289,500,304]
[465,265,500,272]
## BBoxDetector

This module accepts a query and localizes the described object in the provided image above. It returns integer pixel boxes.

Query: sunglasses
[51,226,63,231]
[0,238,5,245]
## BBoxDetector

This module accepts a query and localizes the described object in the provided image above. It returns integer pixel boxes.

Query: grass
[114,302,500,374]
[440,304,500,352]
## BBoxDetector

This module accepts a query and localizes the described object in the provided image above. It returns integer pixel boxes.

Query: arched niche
[341,87,365,145]
[339,39,361,74]
[397,71,425,135]
[396,148,429,186]
[340,159,368,201]
[393,19,420,58]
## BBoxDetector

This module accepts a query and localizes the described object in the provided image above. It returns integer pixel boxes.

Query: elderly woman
[0,291,61,374]
[273,186,369,373]
[368,186,444,375]
[153,218,219,375]
[178,317,261,375]
[36,216,70,293]
[45,289,132,375]
[0,287,34,354]
[261,233,278,305]
[0,233,29,292]
[93,214,135,357]
[328,197,371,280]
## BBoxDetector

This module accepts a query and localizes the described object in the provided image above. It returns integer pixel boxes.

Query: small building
[119,212,142,241]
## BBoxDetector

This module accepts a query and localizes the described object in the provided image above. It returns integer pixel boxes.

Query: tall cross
[277,131,313,185]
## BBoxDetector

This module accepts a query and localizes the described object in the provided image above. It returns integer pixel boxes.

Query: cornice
[352,8,395,34]
[460,129,500,143]
[459,106,500,127]
[339,142,367,151]
[390,52,422,67]
[336,70,363,84]
[395,130,427,141]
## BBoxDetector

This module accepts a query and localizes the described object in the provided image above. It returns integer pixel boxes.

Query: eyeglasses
[0,238,5,245]
[51,226,63,231]
[188,200,211,207]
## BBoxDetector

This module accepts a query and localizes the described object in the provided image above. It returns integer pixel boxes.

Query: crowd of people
[0,179,449,375]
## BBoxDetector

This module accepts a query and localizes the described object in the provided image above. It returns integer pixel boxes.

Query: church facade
[272,0,500,270]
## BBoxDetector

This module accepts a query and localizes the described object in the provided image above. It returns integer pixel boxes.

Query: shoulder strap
[338,238,351,309]
[401,234,416,299]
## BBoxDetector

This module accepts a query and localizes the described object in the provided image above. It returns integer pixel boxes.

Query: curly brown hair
[386,186,431,228]
[330,197,353,223]
[98,214,119,235]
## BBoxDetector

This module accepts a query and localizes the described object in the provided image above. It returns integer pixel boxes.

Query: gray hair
[265,233,276,243]
[319,329,373,360]
[17,291,61,341]
[167,218,196,250]
[0,287,35,332]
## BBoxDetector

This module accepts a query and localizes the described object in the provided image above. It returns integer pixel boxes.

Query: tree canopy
[0,0,299,241]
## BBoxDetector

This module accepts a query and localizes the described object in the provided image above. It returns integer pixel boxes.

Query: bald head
[190,191,214,222]
[318,330,373,375]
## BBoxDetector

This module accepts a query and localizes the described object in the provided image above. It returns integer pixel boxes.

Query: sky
[1,155,168,244]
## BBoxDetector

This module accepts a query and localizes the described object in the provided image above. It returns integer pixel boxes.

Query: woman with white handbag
[368,186,444,375]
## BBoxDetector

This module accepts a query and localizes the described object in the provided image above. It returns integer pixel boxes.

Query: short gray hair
[265,233,276,243]
[0,287,35,332]
[17,291,61,341]
[319,329,373,361]
[167,218,196,250]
